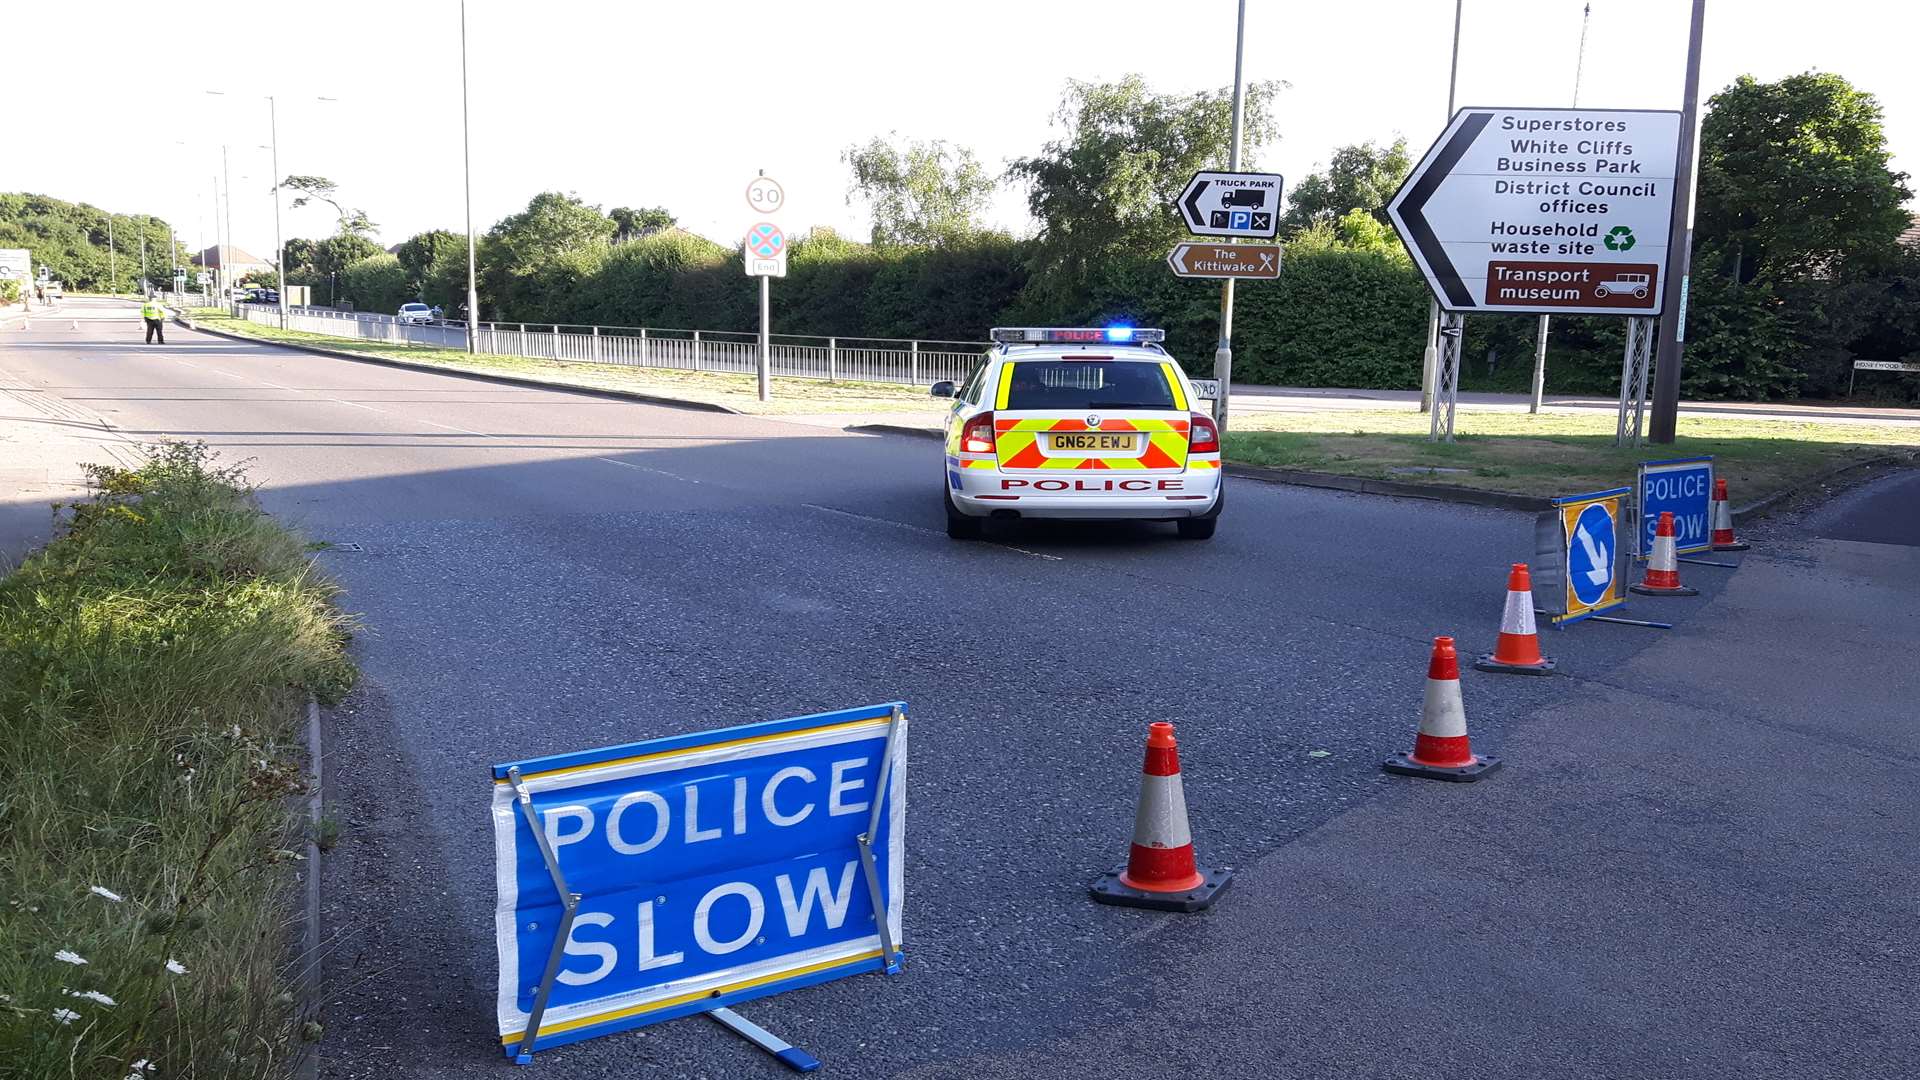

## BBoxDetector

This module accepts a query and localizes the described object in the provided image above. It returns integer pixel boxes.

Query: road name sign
[491,703,906,1061]
[1853,360,1920,373]
[1533,487,1629,625]
[1388,108,1681,316]
[1189,378,1222,400]
[1178,171,1284,239]
[1166,242,1281,280]
[744,222,787,278]
[1637,457,1713,556]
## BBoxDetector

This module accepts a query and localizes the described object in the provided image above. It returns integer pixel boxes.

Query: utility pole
[1530,1,1593,415]
[1649,0,1706,444]
[460,0,480,353]
[1420,0,1465,413]
[269,95,287,326]
[223,146,235,306]
[1210,0,1247,430]
[139,219,148,296]
[108,215,117,293]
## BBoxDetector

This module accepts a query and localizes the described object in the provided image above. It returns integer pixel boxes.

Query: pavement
[1,298,1913,1080]
[1226,382,1920,428]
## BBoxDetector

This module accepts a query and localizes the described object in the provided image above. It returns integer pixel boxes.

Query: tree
[842,135,996,248]
[282,175,378,238]
[395,229,468,309]
[1278,139,1411,236]
[1696,72,1913,283]
[340,253,410,313]
[0,193,184,291]
[609,207,676,244]
[1008,75,1282,294]
[486,192,614,269]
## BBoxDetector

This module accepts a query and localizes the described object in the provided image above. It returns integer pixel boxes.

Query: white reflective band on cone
[1131,773,1194,849]
[1714,499,1733,530]
[1422,679,1469,738]
[1501,589,1537,636]
[1650,532,1677,571]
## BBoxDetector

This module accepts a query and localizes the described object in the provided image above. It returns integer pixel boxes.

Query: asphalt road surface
[3,299,1912,1080]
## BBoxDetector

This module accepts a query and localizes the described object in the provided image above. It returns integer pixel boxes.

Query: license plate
[1049,433,1138,452]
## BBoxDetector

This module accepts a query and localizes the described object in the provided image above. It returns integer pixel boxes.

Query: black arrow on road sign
[1182,179,1209,231]
[1397,111,1493,309]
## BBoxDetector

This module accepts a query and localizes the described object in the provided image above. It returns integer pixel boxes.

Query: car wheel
[1176,485,1223,540]
[944,485,983,540]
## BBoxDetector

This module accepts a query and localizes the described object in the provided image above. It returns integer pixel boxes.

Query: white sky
[12,0,1917,258]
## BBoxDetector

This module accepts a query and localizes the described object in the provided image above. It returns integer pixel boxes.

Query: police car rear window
[1002,361,1175,410]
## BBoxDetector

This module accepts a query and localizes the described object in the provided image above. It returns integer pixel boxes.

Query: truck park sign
[1388,108,1681,316]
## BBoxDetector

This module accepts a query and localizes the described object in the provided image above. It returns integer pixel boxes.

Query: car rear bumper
[948,465,1222,519]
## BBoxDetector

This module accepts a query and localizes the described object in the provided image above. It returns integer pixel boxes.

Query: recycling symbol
[1604,226,1637,252]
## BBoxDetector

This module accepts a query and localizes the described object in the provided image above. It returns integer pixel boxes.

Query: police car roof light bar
[507,765,583,1066]
[989,327,1166,345]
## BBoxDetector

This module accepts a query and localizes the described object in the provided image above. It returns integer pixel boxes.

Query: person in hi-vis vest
[140,297,166,344]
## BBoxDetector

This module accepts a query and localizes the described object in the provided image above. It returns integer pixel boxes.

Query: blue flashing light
[1105,325,1135,342]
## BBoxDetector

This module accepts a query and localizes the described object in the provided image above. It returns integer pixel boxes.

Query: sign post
[743,174,787,403]
[491,703,907,1066]
[1387,107,1682,440]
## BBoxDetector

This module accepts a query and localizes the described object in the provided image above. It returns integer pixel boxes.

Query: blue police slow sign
[1638,457,1714,556]
[491,704,907,1061]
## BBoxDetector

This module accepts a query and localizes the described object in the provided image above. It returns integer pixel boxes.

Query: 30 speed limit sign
[746,176,784,215]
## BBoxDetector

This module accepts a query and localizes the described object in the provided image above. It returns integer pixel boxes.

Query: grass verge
[0,442,356,1079]
[186,309,951,419]
[1226,408,1920,500]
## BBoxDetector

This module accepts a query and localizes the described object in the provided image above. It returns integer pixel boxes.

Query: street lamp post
[460,0,480,353]
[108,215,117,293]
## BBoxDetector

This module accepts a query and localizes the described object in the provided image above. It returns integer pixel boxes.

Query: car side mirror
[930,381,956,398]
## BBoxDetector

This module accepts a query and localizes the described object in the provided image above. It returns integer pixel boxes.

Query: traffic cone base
[1712,540,1751,552]
[1090,864,1232,913]
[1382,749,1503,782]
[1630,579,1699,597]
[1474,651,1556,675]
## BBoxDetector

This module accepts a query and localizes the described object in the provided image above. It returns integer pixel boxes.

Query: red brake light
[962,411,997,454]
[1188,413,1220,454]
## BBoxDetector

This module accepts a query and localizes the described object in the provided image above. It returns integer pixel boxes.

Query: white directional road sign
[1177,171,1283,239]
[0,249,30,284]
[1387,108,1680,316]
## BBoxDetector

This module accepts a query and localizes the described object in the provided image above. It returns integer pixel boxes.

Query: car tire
[944,485,983,540]
[1176,485,1223,540]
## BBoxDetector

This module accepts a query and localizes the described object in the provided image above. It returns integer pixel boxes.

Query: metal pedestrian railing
[229,302,987,388]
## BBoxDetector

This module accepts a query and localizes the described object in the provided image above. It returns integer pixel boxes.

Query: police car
[932,327,1223,540]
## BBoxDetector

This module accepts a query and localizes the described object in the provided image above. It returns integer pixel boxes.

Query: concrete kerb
[174,313,745,415]
[844,424,1555,512]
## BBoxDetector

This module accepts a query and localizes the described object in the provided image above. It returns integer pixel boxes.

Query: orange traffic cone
[1384,637,1502,782]
[1710,479,1750,551]
[1090,722,1232,912]
[1631,511,1699,596]
[1474,563,1556,676]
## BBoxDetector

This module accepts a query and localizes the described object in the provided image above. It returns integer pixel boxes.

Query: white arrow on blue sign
[1569,502,1617,607]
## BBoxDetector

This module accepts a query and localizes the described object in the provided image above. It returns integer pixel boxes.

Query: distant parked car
[397,302,434,325]
[43,281,63,299]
